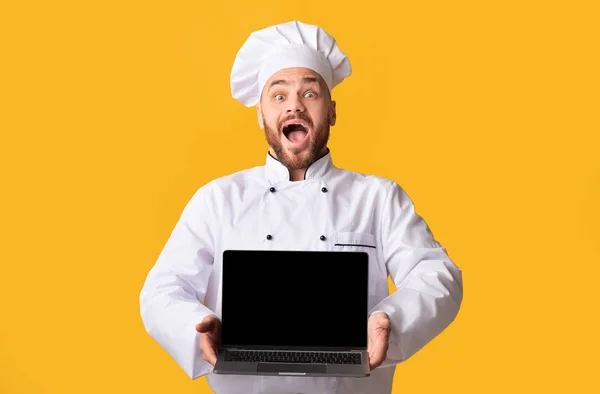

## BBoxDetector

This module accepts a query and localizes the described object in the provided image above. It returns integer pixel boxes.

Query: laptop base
[213,350,370,378]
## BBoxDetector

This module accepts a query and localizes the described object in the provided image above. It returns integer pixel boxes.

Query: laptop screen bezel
[220,249,370,351]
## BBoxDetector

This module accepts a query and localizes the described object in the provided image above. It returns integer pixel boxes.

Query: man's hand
[367,311,391,370]
[195,314,221,366]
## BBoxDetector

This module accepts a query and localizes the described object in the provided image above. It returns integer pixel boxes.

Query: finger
[369,335,389,370]
[196,317,219,333]
[369,349,386,370]
[201,342,218,365]
[369,347,384,370]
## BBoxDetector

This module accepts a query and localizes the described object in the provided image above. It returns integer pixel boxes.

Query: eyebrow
[268,77,321,89]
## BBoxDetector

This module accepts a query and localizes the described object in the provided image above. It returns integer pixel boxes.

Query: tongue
[287,130,307,142]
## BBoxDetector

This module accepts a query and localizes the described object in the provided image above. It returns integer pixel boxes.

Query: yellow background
[1,0,599,393]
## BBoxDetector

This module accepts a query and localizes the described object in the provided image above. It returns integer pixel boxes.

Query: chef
[139,20,463,394]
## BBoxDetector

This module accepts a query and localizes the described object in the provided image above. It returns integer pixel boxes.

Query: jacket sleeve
[370,181,463,368]
[139,186,217,379]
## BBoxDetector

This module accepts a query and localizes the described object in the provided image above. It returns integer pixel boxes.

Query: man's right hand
[195,314,221,366]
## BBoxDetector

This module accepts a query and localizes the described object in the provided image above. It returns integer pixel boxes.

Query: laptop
[212,249,371,378]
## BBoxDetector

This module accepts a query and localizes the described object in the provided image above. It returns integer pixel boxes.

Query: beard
[264,113,330,170]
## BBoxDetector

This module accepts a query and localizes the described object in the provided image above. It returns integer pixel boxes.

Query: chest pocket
[333,232,379,295]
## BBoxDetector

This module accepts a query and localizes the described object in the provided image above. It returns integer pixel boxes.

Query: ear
[329,100,337,126]
[257,105,264,129]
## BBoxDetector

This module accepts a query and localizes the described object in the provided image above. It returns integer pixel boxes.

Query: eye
[274,94,285,101]
[304,92,316,98]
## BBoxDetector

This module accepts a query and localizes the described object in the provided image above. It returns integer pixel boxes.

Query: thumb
[196,315,219,333]
[378,315,391,331]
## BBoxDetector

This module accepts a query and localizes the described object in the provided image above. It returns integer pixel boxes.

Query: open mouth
[282,122,309,144]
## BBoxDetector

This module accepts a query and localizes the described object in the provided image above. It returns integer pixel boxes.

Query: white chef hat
[230,20,352,107]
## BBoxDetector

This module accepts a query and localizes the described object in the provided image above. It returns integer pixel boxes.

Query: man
[140,20,463,394]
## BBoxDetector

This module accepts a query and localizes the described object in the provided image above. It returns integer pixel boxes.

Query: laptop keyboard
[224,350,362,364]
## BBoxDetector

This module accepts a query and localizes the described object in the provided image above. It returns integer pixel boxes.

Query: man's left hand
[367,311,391,370]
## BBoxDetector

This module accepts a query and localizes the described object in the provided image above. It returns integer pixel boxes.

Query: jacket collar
[265,149,334,183]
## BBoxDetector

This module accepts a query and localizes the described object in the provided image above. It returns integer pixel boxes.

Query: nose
[286,93,305,113]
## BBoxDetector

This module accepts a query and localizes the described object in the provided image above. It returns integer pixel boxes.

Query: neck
[289,168,306,182]
[269,147,329,181]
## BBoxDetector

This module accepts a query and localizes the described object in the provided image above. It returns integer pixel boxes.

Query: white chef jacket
[139,150,463,394]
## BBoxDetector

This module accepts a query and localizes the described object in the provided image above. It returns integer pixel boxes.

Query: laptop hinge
[226,347,365,352]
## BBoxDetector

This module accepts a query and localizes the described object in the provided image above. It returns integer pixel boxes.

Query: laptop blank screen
[221,250,369,350]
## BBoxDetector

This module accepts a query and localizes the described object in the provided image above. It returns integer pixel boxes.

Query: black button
[321,187,328,193]
[269,187,276,192]
[320,235,326,241]
[266,234,272,240]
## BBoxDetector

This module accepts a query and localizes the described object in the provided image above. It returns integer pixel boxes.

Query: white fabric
[139,151,463,394]
[258,43,333,98]
[230,21,352,107]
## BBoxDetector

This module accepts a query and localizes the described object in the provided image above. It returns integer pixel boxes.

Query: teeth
[284,123,305,129]
[282,122,308,135]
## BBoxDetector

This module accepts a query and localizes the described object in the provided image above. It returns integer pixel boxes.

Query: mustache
[278,113,313,131]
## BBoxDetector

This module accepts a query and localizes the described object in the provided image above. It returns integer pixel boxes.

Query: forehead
[264,67,326,87]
